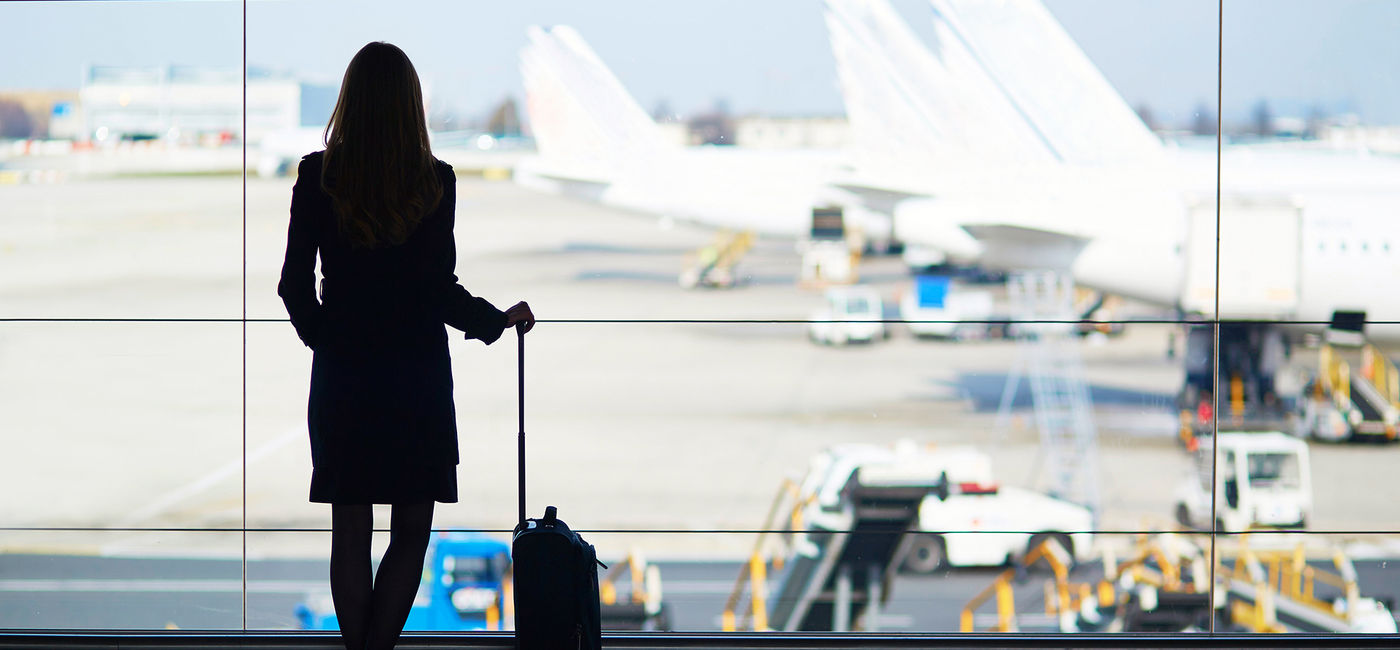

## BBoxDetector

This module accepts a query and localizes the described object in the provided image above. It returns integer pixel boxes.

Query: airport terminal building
[77,65,333,145]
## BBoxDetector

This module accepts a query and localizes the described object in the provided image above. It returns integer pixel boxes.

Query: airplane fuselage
[881,144,1400,340]
[517,146,893,240]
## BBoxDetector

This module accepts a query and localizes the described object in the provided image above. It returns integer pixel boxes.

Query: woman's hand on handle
[504,301,535,334]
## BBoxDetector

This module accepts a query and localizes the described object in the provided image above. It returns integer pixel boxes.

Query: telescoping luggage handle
[517,327,527,527]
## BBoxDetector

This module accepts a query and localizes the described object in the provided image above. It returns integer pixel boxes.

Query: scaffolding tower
[997,271,1101,521]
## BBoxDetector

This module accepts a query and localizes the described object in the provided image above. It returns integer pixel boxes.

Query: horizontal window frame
[4,631,1400,649]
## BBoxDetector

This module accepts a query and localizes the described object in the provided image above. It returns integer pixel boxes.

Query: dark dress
[278,151,508,504]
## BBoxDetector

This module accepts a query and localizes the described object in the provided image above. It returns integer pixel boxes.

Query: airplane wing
[959,224,1090,271]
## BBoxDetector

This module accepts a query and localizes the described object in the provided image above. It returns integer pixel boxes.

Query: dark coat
[278,151,507,504]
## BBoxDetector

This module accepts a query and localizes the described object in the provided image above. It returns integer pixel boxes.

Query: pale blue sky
[2,0,1398,126]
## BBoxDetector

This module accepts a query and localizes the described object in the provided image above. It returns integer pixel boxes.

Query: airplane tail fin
[824,0,1056,169]
[520,25,671,170]
[929,0,1162,165]
[824,2,952,168]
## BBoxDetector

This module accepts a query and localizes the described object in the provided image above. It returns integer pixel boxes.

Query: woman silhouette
[278,41,533,650]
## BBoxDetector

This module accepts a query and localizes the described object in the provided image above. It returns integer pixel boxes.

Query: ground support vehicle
[297,534,671,632]
[909,483,1094,573]
[808,286,886,345]
[961,534,1138,633]
[1175,323,1295,449]
[598,550,672,631]
[721,442,1094,632]
[798,206,861,286]
[764,442,948,631]
[964,530,1396,634]
[1173,432,1312,533]
[679,230,755,289]
[900,275,996,340]
[798,444,1094,573]
[817,442,1092,574]
[1295,341,1400,442]
[1174,197,1304,446]
[1217,537,1397,633]
[297,533,512,631]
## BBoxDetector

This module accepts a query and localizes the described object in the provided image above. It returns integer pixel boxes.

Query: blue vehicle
[297,533,513,631]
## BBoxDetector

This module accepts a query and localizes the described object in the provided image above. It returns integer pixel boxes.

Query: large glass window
[4,0,1399,639]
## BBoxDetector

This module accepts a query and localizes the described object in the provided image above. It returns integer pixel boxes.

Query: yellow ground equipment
[961,536,1087,632]
[724,450,941,632]
[962,532,1214,633]
[1300,342,1400,441]
[679,230,755,288]
[962,530,1396,634]
[597,548,670,631]
[721,478,811,632]
[1218,535,1396,633]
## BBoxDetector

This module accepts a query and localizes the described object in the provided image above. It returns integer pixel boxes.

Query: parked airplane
[516,4,1400,383]
[821,0,1400,437]
[825,0,1400,344]
[515,25,874,242]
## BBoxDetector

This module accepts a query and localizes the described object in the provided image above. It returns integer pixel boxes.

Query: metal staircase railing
[722,478,812,632]
[1001,271,1101,520]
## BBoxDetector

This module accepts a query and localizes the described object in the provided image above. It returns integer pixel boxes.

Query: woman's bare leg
[365,502,434,650]
[330,503,374,650]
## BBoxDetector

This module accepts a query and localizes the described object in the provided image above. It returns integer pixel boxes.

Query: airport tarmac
[3,173,1400,562]
[3,552,1398,632]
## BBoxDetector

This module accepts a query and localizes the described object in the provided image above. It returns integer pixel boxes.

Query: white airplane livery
[825,0,1400,337]
[514,3,1400,341]
[827,0,1189,309]
[515,25,872,240]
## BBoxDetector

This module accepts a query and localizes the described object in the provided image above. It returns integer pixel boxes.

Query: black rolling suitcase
[513,506,603,649]
[511,330,604,649]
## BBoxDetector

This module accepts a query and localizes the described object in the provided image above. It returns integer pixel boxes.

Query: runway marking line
[0,544,102,557]
[0,578,325,594]
[116,428,301,527]
[0,577,737,597]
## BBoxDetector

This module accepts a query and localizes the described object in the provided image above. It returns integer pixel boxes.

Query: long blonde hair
[322,42,442,249]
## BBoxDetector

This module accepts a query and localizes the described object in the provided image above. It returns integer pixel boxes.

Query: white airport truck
[1176,197,1303,437]
[1179,197,1303,321]
[899,275,996,340]
[799,206,859,286]
[798,442,1094,573]
[1173,432,1313,533]
[808,286,886,345]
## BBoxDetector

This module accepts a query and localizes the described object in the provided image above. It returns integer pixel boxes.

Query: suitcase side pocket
[578,539,603,650]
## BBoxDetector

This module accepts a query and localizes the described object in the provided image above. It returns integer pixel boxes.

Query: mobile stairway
[597,549,671,631]
[766,482,930,631]
[962,532,1397,635]
[679,229,755,288]
[1297,341,1400,442]
[722,446,951,632]
[962,532,1213,634]
[1218,536,1397,633]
